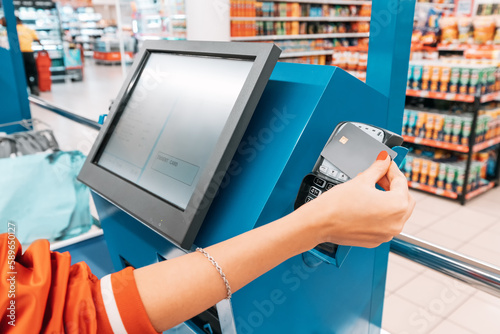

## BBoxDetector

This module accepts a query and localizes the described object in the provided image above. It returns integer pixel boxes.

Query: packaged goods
[495,16,500,44]
[412,64,423,90]
[473,17,496,45]
[449,66,460,93]
[407,64,413,89]
[422,64,432,90]
[436,163,447,188]
[439,16,458,44]
[445,164,456,191]
[451,115,463,144]
[455,165,465,194]
[412,158,422,182]
[401,150,489,194]
[433,114,445,140]
[461,117,472,146]
[469,67,481,95]
[408,110,418,136]
[404,156,413,180]
[425,113,435,139]
[443,115,453,142]
[430,66,442,91]
[458,17,472,44]
[404,106,500,147]
[440,66,451,92]
[402,109,409,135]
[420,159,430,184]
[428,161,439,186]
[459,67,471,94]
[408,60,499,94]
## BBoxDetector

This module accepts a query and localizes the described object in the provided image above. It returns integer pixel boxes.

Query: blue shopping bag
[0,151,92,244]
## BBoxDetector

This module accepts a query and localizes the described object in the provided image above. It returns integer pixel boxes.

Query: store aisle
[383,188,500,334]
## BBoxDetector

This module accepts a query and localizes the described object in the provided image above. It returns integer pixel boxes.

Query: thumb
[359,151,392,184]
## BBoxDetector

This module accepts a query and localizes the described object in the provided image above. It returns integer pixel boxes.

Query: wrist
[283,206,333,254]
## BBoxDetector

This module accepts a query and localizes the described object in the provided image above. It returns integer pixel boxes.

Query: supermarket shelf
[280,49,332,58]
[408,181,458,199]
[231,32,369,41]
[473,137,500,152]
[264,0,372,4]
[437,44,500,51]
[231,16,370,22]
[465,181,495,200]
[406,89,500,103]
[403,135,500,153]
[403,135,469,153]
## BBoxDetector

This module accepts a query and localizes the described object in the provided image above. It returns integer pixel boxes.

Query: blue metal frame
[0,0,31,133]
[367,0,416,133]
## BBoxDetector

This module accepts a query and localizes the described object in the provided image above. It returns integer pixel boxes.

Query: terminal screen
[97,53,254,210]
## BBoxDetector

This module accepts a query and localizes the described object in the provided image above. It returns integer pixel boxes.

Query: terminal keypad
[300,175,340,205]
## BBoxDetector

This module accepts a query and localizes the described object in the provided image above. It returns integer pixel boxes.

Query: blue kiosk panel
[94,63,393,333]
[0,0,31,133]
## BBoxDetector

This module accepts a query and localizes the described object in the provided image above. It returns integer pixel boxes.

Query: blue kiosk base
[94,62,396,334]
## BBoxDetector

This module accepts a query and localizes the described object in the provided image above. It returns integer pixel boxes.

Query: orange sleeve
[0,233,159,334]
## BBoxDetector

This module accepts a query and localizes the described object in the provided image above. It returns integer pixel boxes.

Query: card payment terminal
[294,122,404,259]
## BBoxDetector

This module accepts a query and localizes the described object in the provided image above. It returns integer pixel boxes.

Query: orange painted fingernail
[376,151,388,161]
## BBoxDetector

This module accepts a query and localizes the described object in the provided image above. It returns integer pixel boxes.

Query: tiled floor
[32,61,500,334]
[383,188,500,333]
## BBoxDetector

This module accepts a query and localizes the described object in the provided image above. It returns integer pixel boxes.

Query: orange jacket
[0,233,159,333]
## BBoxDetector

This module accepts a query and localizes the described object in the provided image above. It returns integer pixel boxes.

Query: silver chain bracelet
[196,248,232,300]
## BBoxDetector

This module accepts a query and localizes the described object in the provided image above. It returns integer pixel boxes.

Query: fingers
[359,151,392,184]
[386,161,409,196]
[400,193,416,226]
[377,175,390,191]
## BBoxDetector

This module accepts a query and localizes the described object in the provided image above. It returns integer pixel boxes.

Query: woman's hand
[134,151,414,332]
[295,152,415,248]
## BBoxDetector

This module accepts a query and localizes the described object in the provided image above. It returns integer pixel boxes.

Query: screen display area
[97,53,254,209]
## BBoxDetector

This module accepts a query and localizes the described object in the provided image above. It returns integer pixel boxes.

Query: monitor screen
[97,53,254,209]
[78,40,280,248]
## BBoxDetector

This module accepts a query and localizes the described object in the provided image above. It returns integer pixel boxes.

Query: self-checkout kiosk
[78,1,416,332]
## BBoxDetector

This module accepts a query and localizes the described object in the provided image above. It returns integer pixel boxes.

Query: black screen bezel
[78,40,281,249]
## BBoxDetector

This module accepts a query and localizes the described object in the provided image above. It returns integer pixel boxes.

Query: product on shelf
[410,45,438,61]
[232,20,368,37]
[403,106,500,146]
[407,59,499,95]
[412,2,500,47]
[279,55,327,65]
[331,45,367,81]
[230,1,370,19]
[230,1,371,37]
[402,151,488,194]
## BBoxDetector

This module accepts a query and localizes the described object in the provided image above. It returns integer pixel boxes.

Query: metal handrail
[29,95,102,130]
[391,233,500,298]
